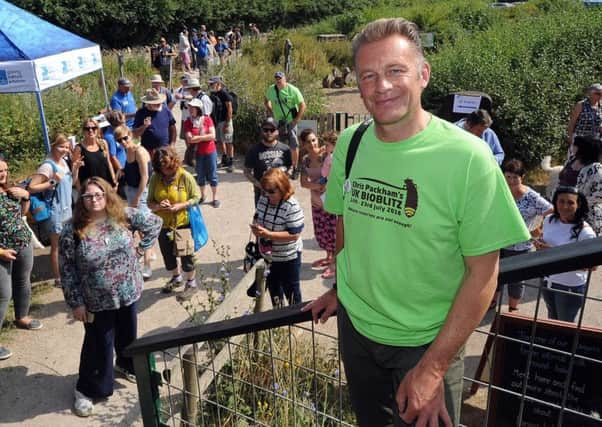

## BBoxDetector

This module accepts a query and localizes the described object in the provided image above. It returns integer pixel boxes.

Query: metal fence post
[132,353,158,426]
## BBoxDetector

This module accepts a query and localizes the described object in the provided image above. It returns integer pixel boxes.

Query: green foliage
[425,4,602,166]
[200,330,356,426]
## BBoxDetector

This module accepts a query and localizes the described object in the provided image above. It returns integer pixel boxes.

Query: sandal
[312,258,330,268]
[321,268,335,279]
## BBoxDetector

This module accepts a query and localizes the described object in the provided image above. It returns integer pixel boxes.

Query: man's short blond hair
[352,18,424,66]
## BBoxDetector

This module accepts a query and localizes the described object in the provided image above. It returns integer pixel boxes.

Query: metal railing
[124,237,602,426]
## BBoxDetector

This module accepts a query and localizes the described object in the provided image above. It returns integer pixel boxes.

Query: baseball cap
[118,77,132,87]
[274,71,285,79]
[208,76,223,85]
[261,117,278,128]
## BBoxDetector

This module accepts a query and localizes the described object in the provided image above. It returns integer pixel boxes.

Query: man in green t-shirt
[264,71,306,179]
[303,18,530,427]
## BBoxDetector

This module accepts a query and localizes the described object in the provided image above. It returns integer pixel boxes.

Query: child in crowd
[300,129,338,279]
[319,131,337,187]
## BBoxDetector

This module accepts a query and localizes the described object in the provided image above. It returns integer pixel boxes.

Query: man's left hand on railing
[301,288,337,324]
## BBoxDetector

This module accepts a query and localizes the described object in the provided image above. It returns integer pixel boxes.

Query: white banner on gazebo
[0,45,102,93]
[35,45,102,91]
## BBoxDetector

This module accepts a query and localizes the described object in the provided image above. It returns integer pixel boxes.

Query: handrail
[124,302,312,356]
[124,237,602,357]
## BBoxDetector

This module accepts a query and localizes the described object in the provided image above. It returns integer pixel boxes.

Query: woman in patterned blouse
[59,177,161,417]
[492,159,553,312]
[0,154,43,362]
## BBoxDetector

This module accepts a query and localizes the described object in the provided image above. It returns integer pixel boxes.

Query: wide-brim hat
[184,78,201,89]
[150,74,164,83]
[588,83,602,94]
[188,98,204,111]
[141,88,166,104]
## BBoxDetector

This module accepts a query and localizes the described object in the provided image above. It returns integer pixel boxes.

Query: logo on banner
[78,56,85,69]
[0,70,7,86]
[41,66,50,81]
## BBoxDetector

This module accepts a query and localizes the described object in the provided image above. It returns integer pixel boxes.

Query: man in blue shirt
[455,109,505,165]
[110,78,137,129]
[133,88,177,154]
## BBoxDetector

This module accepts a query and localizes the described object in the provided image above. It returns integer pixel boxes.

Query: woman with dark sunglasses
[114,125,154,279]
[251,168,304,307]
[72,118,116,191]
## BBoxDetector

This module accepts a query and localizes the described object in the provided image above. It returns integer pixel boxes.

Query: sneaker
[14,318,43,330]
[176,285,198,302]
[115,365,137,384]
[212,200,221,208]
[227,157,234,172]
[220,154,228,168]
[73,389,94,417]
[142,265,152,280]
[290,168,300,180]
[0,346,12,360]
[162,276,183,293]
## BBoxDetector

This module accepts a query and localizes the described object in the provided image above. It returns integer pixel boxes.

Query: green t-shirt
[265,83,304,123]
[324,115,530,347]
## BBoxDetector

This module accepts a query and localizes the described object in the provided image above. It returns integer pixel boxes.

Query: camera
[259,238,273,255]
[277,120,289,138]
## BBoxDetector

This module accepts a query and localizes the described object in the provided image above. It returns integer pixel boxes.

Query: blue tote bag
[188,203,209,251]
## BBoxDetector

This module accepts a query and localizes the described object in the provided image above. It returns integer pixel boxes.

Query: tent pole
[35,92,51,154]
[100,67,109,110]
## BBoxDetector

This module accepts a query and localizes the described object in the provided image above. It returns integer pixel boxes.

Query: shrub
[425,4,602,166]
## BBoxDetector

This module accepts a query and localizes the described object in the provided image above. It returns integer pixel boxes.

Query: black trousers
[76,301,138,398]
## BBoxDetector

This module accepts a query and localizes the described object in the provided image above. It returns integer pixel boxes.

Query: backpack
[345,119,373,180]
[210,89,238,123]
[228,90,239,115]
[25,160,59,223]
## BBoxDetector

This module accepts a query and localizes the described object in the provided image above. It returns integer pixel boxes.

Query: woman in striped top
[251,168,304,307]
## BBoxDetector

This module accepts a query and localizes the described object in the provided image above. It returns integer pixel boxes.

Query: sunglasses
[84,126,97,131]
[263,188,278,194]
[81,192,105,201]
[262,128,277,133]
[116,135,129,143]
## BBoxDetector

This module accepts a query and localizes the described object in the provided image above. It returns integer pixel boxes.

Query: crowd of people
[1,16,600,425]
[153,23,252,86]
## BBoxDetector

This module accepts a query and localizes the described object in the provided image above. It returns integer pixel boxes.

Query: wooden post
[181,348,199,425]
[253,262,267,350]
[117,52,124,78]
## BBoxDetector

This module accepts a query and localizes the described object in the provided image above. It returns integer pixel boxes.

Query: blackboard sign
[488,313,602,426]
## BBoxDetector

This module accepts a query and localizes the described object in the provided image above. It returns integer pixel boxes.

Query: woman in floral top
[59,176,161,417]
[492,159,553,312]
[0,154,43,361]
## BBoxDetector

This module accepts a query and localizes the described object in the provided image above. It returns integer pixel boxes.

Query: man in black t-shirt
[209,76,235,172]
[244,117,292,205]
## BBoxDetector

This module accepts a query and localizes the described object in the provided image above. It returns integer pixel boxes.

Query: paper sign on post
[452,95,482,114]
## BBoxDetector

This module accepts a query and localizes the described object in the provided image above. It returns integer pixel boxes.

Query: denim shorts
[195,151,218,187]
[124,186,150,214]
